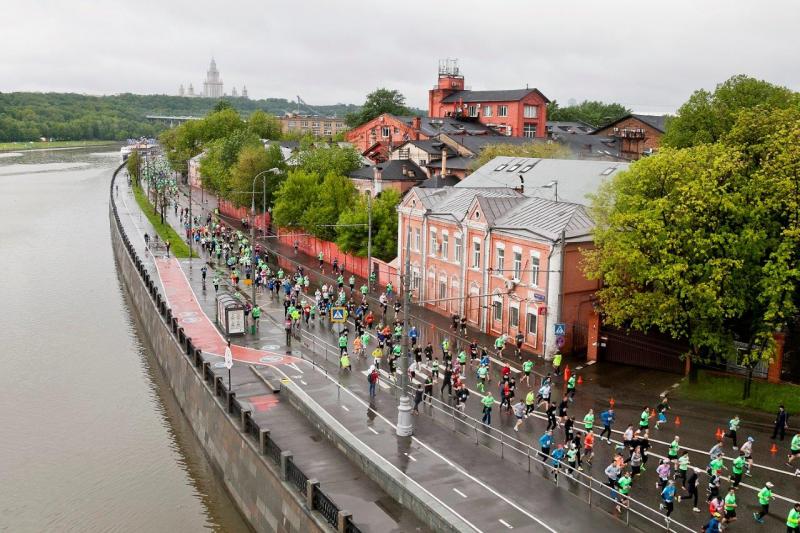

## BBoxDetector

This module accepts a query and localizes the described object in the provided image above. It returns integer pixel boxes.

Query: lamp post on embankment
[250,168,281,305]
[396,224,414,437]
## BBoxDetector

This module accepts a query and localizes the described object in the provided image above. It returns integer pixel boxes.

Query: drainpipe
[459,222,468,318]
[480,229,492,333]
[421,213,428,302]
[543,230,566,360]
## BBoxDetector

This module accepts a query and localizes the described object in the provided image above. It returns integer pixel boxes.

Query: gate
[571,323,588,357]
[598,327,687,374]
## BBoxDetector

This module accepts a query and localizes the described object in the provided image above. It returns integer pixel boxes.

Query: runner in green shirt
[639,406,650,429]
[668,436,680,464]
[566,374,577,402]
[552,351,562,375]
[723,488,737,524]
[753,482,774,524]
[477,365,488,393]
[616,472,632,511]
[522,359,533,385]
[481,393,495,425]
[787,503,800,531]
[709,456,726,477]
[583,409,595,432]
[458,350,467,366]
[731,453,746,487]
[338,334,348,355]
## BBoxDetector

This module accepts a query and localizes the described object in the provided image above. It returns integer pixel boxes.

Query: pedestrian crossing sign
[331,307,347,323]
[554,323,566,336]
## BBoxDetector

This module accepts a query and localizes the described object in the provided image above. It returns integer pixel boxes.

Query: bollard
[185,338,193,355]
[259,428,270,456]
[241,409,251,431]
[337,511,352,533]
[227,391,236,413]
[306,479,319,510]
[280,451,292,481]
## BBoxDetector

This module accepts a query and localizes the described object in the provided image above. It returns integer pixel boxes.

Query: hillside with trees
[0,92,359,142]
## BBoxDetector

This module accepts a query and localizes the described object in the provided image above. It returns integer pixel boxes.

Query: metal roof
[493,197,594,242]
[441,88,549,104]
[455,156,629,205]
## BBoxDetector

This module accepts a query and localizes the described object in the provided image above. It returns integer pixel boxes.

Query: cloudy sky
[2,0,798,113]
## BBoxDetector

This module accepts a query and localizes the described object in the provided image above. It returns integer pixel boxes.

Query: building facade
[279,114,348,138]
[203,58,224,98]
[591,114,667,160]
[428,60,549,138]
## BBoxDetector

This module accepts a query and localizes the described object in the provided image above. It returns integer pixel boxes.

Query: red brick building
[591,114,667,160]
[428,60,549,138]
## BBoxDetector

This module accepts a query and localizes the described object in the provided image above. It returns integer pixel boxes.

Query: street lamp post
[366,194,372,284]
[396,224,413,437]
[250,168,281,306]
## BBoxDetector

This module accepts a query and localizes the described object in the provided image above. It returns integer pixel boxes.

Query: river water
[0,147,248,532]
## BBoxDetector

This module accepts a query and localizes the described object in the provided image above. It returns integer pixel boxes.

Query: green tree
[547,100,630,128]
[296,144,361,178]
[336,189,401,261]
[302,172,358,241]
[213,100,234,113]
[228,144,286,210]
[126,150,141,185]
[471,142,572,170]
[271,170,320,229]
[662,75,797,148]
[247,110,282,140]
[584,118,800,371]
[345,88,414,127]
[198,129,260,195]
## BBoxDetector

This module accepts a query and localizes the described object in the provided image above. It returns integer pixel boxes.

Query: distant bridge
[145,115,202,127]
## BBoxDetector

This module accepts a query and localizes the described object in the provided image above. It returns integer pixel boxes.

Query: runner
[788,433,800,473]
[600,408,615,443]
[340,352,351,372]
[726,415,741,449]
[722,487,737,525]
[539,430,553,460]
[566,373,577,402]
[583,430,595,467]
[616,471,632,513]
[661,480,676,518]
[753,482,775,524]
[513,400,525,432]
[582,408,595,436]
[514,331,524,359]
[481,392,494,425]
[731,451,746,488]
[552,351,562,376]
[787,502,800,532]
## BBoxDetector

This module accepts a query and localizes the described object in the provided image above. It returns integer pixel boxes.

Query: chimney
[441,149,447,177]
[516,174,525,194]
[402,164,408,176]
[412,116,421,140]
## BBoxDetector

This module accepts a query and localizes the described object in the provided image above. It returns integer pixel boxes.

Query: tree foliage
[126,150,141,184]
[295,144,361,177]
[228,144,287,210]
[662,75,797,149]
[271,170,320,230]
[584,105,800,365]
[301,173,358,241]
[471,142,572,169]
[0,92,358,143]
[336,190,401,261]
[198,129,260,195]
[247,110,283,140]
[345,88,415,127]
[547,100,630,128]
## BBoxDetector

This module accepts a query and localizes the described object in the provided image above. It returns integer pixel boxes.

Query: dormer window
[494,164,507,171]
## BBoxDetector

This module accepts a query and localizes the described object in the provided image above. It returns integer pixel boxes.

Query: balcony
[612,127,646,139]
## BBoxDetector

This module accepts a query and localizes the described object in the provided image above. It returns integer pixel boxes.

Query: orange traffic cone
[715,427,724,441]
[577,375,583,385]
[674,416,681,426]
[609,398,615,408]
[770,443,778,454]
[650,408,657,418]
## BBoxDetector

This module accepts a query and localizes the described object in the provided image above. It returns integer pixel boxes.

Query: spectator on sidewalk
[772,405,789,441]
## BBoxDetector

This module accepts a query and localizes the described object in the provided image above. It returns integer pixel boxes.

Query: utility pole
[366,194,372,284]
[250,194,257,306]
[396,224,413,437]
[188,174,193,266]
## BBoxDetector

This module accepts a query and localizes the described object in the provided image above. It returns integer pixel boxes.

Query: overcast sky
[2,0,798,114]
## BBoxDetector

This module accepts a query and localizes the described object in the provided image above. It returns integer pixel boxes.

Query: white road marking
[453,488,468,498]
[287,362,304,374]
[575,365,583,371]
[404,452,417,462]
[341,405,350,412]
[300,380,308,386]
[499,519,513,529]
[585,360,596,366]
[368,427,379,435]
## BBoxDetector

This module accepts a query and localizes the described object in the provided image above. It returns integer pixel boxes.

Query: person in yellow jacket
[786,502,800,532]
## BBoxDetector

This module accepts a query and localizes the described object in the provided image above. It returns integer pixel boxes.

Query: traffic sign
[331,307,347,323]
[553,323,566,336]
[224,345,233,370]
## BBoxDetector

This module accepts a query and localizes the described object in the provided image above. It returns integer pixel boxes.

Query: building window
[493,299,503,322]
[498,105,508,117]
[441,233,449,259]
[523,123,537,138]
[414,228,421,251]
[301,121,309,127]
[510,306,519,328]
[526,312,538,336]
[513,251,522,280]
[430,230,438,257]
[412,269,421,291]
[496,247,505,272]
[468,105,478,117]
[472,241,481,268]
[530,252,541,286]
[524,105,538,118]
[483,105,492,117]
[438,278,447,303]
[382,126,391,138]
[454,236,463,262]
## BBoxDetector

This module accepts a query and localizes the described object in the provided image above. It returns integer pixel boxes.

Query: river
[0,147,248,532]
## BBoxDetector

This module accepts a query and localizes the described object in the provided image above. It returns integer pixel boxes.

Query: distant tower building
[231,86,238,98]
[187,84,195,97]
[178,84,185,97]
[203,57,224,98]
[242,85,249,99]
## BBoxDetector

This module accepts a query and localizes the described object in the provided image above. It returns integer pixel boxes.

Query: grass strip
[675,370,800,413]
[131,184,194,258]
[0,140,116,151]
